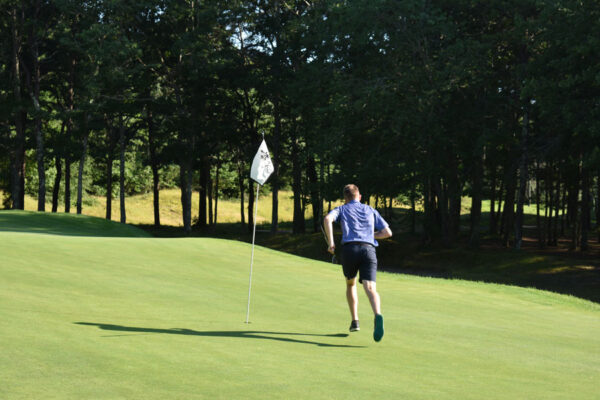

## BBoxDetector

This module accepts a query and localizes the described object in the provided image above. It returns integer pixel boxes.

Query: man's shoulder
[331,204,344,212]
[358,203,376,212]
[335,202,374,212]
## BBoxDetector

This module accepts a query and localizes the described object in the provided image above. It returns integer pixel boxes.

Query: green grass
[1,211,599,399]
[0,210,151,237]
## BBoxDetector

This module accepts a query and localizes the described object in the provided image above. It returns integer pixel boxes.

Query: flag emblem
[250,140,274,185]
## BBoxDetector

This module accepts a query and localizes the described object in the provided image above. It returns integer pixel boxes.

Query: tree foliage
[0,0,598,248]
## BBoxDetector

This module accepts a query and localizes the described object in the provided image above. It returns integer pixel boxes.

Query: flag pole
[245,183,261,324]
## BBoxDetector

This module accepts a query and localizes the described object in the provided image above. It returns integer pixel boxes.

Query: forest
[1,0,599,249]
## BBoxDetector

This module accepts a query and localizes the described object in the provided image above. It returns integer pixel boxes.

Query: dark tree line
[0,0,598,249]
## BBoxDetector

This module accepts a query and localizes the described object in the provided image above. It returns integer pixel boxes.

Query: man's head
[343,184,361,203]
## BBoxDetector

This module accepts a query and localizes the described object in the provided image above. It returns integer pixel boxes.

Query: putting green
[1,211,598,399]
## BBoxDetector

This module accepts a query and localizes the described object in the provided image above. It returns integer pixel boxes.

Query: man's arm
[323,214,336,254]
[374,226,392,240]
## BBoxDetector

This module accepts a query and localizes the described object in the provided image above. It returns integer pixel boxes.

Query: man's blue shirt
[328,200,389,247]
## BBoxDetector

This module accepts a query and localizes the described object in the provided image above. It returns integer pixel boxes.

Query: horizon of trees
[0,0,599,250]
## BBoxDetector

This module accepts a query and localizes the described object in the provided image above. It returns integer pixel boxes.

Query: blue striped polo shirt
[328,200,389,247]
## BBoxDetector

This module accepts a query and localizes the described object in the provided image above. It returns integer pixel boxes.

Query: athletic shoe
[373,314,384,342]
[349,320,360,332]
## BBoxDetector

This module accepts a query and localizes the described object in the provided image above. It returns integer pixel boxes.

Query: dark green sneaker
[349,320,360,332]
[373,314,384,342]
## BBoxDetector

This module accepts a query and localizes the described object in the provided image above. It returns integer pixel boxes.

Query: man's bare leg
[363,279,383,341]
[346,278,359,321]
[362,280,381,315]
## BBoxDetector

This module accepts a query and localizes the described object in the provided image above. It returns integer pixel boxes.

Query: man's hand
[323,214,336,255]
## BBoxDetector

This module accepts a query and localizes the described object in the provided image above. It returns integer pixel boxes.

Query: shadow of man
[75,322,364,348]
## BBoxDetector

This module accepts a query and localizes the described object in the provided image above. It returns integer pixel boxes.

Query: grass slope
[1,212,599,399]
[0,210,150,237]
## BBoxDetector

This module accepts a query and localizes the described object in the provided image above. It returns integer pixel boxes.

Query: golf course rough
[1,211,599,399]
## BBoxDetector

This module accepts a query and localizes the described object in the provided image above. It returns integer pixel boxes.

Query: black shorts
[341,242,377,283]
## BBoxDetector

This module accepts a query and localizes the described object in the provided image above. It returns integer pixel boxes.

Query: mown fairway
[1,211,599,399]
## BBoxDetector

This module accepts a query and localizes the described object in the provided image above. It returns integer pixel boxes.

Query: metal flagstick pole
[245,183,261,323]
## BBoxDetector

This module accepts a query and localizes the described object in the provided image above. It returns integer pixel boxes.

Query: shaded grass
[140,208,600,304]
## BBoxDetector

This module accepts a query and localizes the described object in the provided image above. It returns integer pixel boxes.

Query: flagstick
[245,183,261,324]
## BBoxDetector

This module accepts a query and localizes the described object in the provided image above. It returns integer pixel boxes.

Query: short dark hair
[343,184,359,202]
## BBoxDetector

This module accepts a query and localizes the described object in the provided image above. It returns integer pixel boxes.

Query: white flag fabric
[250,140,274,185]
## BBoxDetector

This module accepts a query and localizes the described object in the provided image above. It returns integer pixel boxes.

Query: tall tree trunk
[514,108,529,250]
[568,169,580,251]
[535,161,544,247]
[580,162,590,251]
[489,165,497,234]
[291,134,305,234]
[208,164,213,226]
[502,161,517,247]
[76,114,89,215]
[238,161,245,225]
[52,156,61,213]
[179,132,195,234]
[64,56,76,214]
[546,165,560,246]
[596,171,600,243]
[493,179,504,235]
[435,178,449,243]
[10,6,25,210]
[180,161,193,234]
[567,168,578,230]
[30,36,45,212]
[65,158,71,213]
[559,179,566,238]
[35,124,45,210]
[307,154,320,233]
[448,182,461,242]
[447,154,461,242]
[151,163,160,227]
[422,174,435,242]
[319,159,325,219]
[198,157,208,227]
[26,1,44,211]
[271,96,281,234]
[118,116,126,224]
[469,151,484,248]
[105,120,117,219]
[147,109,160,227]
[76,125,88,215]
[327,164,332,213]
[552,170,562,247]
[214,158,220,225]
[105,153,113,220]
[545,165,555,246]
[410,177,416,234]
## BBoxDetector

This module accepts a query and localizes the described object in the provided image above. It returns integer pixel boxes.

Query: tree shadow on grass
[75,322,364,348]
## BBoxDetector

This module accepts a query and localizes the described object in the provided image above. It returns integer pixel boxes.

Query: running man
[323,184,392,342]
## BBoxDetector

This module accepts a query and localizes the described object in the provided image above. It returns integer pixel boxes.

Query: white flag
[250,140,274,185]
